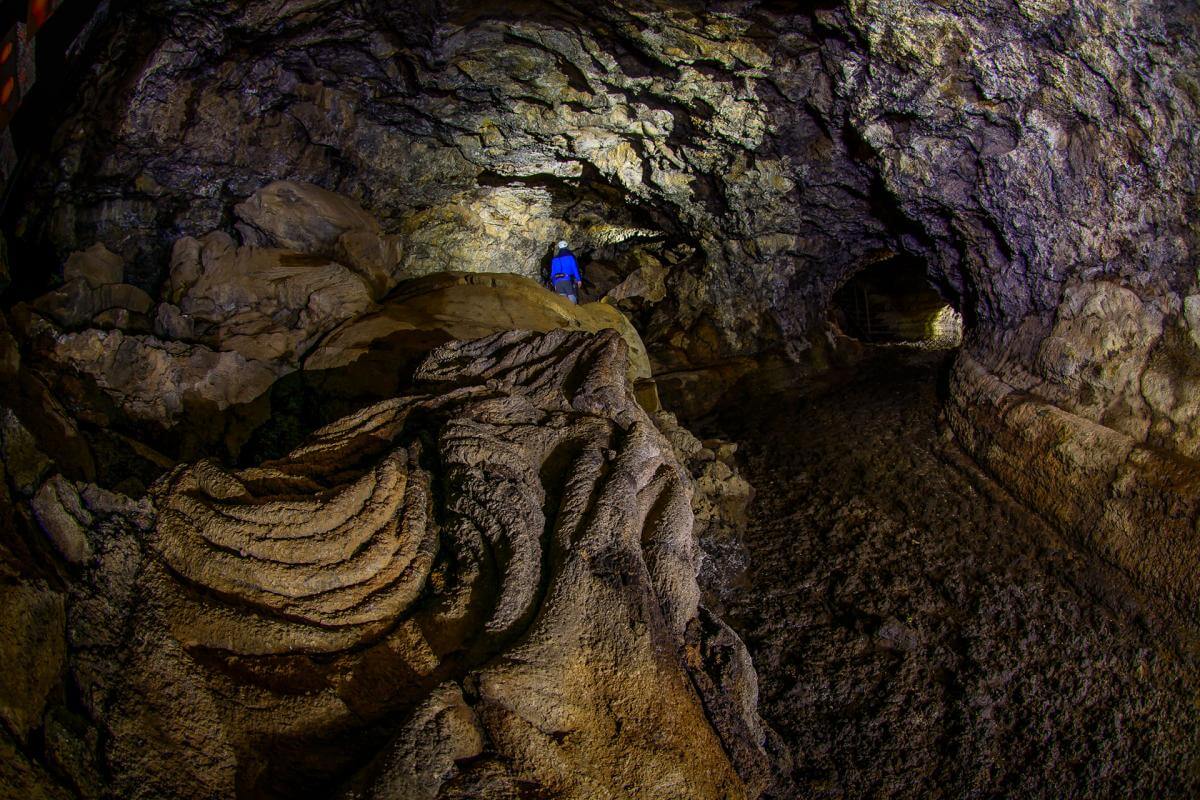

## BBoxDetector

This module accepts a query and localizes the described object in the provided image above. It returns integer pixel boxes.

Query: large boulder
[234,180,380,254]
[159,231,376,364]
[31,245,154,332]
[233,181,405,298]
[43,328,282,432]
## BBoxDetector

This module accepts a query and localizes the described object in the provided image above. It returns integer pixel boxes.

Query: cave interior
[0,1,1198,798]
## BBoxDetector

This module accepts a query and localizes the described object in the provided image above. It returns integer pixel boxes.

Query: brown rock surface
[0,582,66,739]
[395,186,561,283]
[63,329,773,799]
[1,408,54,496]
[947,349,1200,622]
[234,180,381,253]
[652,409,754,614]
[605,251,667,307]
[0,1,1196,796]
[31,245,154,332]
[304,271,652,400]
[31,475,93,565]
[44,328,282,432]
[160,231,375,364]
[716,349,1200,798]
[64,244,125,288]
[234,181,404,298]
[0,734,73,800]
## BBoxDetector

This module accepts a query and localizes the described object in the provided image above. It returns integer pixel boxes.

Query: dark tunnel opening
[829,255,963,348]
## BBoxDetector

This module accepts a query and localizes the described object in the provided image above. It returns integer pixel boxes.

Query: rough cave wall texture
[0,0,1199,796]
[16,0,1197,346]
[18,0,1199,603]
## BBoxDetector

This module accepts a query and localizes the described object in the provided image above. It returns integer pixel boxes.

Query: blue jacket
[550,251,580,282]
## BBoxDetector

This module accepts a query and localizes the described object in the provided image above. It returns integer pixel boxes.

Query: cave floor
[711,348,1200,799]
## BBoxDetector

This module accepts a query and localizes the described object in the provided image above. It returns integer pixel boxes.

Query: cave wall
[13,0,889,357]
[13,0,1199,404]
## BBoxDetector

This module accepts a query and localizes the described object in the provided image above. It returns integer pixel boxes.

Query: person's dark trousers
[553,278,578,304]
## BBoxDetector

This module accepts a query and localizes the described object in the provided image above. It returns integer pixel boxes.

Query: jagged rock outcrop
[51,329,774,799]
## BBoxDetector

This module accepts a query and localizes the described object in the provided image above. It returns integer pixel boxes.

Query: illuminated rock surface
[60,329,773,799]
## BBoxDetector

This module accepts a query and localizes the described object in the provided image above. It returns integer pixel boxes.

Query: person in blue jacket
[549,240,581,303]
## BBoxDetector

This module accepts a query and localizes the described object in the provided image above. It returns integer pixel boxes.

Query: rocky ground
[710,347,1200,799]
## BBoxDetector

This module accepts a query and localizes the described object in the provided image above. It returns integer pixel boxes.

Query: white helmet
[557,240,569,250]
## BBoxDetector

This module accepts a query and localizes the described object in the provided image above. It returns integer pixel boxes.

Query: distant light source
[925,304,964,349]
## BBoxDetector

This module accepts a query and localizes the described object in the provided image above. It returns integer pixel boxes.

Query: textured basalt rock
[0,581,66,740]
[48,329,773,799]
[31,244,155,332]
[720,351,1200,798]
[233,180,406,299]
[0,0,1197,795]
[13,0,1198,470]
[947,347,1200,621]
[939,275,1200,620]
[18,0,1194,347]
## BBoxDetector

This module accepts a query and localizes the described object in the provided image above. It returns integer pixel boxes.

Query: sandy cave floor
[706,348,1200,799]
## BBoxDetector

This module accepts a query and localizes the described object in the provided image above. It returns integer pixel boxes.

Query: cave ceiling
[12,0,1192,363]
